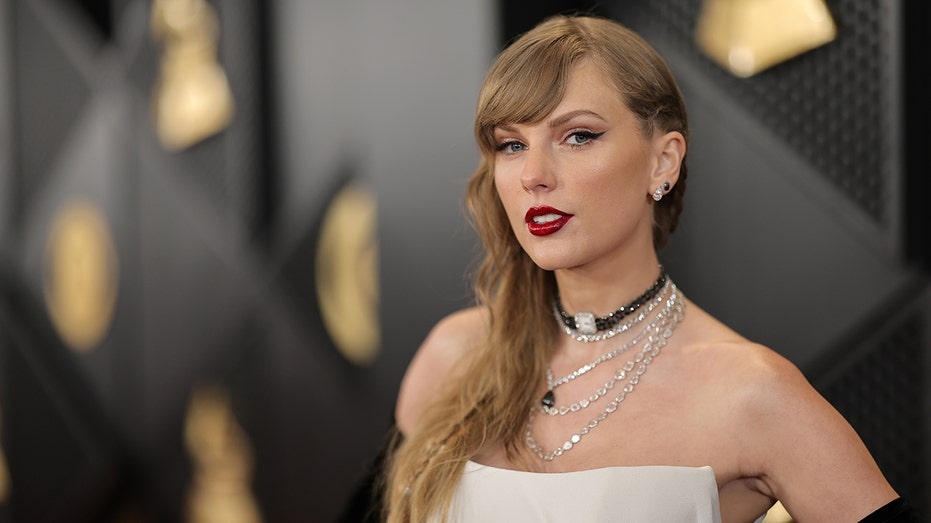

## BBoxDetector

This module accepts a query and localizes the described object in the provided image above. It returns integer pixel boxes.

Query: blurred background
[0,0,928,521]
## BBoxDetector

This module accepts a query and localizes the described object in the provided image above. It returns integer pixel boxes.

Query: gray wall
[612,1,929,509]
[274,0,495,395]
[1,1,926,521]
[664,54,912,369]
[0,0,9,240]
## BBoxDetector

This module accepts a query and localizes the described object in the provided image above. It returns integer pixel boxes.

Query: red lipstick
[524,206,573,236]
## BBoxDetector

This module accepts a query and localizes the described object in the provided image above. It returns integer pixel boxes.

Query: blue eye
[567,131,604,147]
[496,141,526,154]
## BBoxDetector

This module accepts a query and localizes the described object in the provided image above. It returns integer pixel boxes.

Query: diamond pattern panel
[12,2,92,222]
[125,0,265,237]
[611,0,890,224]
[818,312,927,513]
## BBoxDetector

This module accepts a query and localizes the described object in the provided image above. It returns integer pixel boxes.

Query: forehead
[553,60,627,116]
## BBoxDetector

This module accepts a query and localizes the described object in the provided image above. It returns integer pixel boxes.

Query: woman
[385,14,913,522]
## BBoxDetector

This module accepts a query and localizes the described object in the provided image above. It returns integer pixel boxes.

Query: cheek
[586,160,652,220]
[493,173,521,217]
[597,152,652,197]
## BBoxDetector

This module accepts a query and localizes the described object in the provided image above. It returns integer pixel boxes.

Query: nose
[520,147,556,193]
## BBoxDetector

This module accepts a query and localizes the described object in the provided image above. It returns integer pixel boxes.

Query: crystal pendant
[574,312,597,335]
[541,390,555,409]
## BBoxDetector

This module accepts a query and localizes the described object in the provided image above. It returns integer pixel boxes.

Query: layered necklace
[540,279,672,412]
[554,269,667,343]
[526,277,685,462]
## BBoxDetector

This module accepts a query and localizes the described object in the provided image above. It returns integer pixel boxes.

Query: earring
[652,182,671,202]
[652,185,664,202]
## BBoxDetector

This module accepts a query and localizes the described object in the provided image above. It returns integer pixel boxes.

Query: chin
[523,251,577,272]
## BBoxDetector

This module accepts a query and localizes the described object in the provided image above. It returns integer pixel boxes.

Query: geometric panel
[125,0,267,238]
[816,309,927,514]
[12,2,92,221]
[612,0,891,224]
[903,2,931,272]
[0,261,123,522]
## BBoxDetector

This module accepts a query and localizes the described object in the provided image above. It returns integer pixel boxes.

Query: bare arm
[734,347,897,522]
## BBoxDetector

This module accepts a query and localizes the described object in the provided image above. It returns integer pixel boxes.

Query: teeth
[532,213,561,224]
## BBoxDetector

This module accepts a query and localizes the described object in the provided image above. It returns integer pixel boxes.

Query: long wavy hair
[383,14,689,522]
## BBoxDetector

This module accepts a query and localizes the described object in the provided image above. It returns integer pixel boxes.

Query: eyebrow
[548,109,607,128]
[493,109,608,134]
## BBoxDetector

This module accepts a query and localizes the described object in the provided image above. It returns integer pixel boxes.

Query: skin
[396,60,897,522]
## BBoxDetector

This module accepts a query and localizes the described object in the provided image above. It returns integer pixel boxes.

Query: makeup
[524,206,573,236]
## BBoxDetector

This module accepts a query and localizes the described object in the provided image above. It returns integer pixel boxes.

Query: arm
[735,348,898,522]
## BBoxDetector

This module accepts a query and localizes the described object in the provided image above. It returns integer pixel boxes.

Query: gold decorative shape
[151,0,235,151]
[696,0,837,77]
[315,183,381,366]
[43,201,119,353]
[184,383,263,523]
[762,500,794,523]
[0,407,9,504]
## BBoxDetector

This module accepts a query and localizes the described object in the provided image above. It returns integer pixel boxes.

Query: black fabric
[338,427,400,523]
[859,498,924,523]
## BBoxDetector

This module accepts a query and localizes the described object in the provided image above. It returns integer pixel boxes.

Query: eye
[566,130,605,147]
[495,140,527,155]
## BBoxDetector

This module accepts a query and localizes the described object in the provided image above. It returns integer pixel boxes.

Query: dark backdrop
[0,0,927,521]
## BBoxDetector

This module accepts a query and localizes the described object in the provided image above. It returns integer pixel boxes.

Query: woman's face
[492,59,679,273]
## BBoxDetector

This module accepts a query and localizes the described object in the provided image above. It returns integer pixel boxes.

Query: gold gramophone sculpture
[151,0,235,150]
[43,201,119,353]
[184,383,262,523]
[315,183,381,366]
[696,0,837,77]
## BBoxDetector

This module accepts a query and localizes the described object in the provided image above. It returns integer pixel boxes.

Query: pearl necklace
[526,286,684,461]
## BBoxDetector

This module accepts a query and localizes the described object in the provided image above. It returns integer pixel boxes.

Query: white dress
[443,461,732,522]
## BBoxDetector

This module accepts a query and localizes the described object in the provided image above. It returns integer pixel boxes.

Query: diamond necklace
[541,290,676,416]
[554,268,666,338]
[526,286,684,461]
[547,280,671,390]
[554,277,670,343]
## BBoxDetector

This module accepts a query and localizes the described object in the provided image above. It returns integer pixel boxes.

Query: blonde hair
[384,14,688,522]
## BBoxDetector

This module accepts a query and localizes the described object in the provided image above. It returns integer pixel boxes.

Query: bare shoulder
[671,301,797,396]
[395,307,488,436]
[678,301,897,520]
[674,300,815,392]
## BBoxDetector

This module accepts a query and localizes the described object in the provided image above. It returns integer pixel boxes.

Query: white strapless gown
[441,461,757,522]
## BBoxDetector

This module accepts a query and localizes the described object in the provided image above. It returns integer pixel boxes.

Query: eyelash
[495,130,605,154]
[495,140,525,154]
[566,130,605,147]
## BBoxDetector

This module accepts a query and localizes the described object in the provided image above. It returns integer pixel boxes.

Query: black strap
[859,498,924,523]
[338,425,402,523]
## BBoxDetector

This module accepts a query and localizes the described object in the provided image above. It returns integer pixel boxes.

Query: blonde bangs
[475,21,592,155]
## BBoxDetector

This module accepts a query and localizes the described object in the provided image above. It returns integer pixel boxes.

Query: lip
[524,206,573,236]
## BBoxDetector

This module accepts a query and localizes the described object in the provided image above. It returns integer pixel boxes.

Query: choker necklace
[527,286,685,461]
[553,279,671,343]
[555,268,666,338]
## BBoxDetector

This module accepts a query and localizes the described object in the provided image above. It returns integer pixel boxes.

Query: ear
[650,131,686,190]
